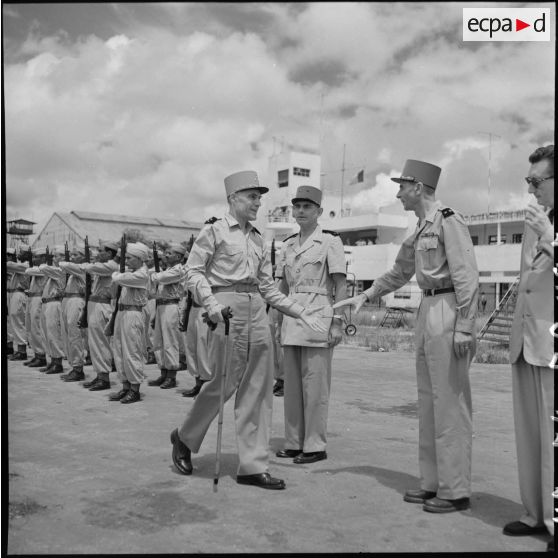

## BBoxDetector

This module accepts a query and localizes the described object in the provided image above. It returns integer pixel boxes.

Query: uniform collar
[416,200,443,233]
[294,224,323,255]
[224,212,260,235]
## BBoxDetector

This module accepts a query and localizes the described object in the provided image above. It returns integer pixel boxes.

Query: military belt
[89,295,112,304]
[423,287,455,297]
[118,303,144,312]
[294,286,330,295]
[156,298,180,306]
[212,284,259,294]
[63,293,84,299]
[28,292,43,298]
[42,296,63,303]
[8,287,26,293]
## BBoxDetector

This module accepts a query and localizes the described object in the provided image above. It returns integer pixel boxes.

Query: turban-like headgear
[126,242,150,261]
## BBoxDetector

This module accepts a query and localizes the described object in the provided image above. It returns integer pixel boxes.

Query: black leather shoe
[503,521,548,536]
[24,357,38,366]
[423,496,470,513]
[109,388,129,401]
[182,378,206,397]
[84,353,92,366]
[29,357,47,368]
[10,351,28,361]
[276,449,302,458]
[148,375,166,386]
[160,377,176,389]
[83,376,100,388]
[39,361,53,373]
[89,379,111,391]
[237,473,285,490]
[170,429,192,475]
[64,369,85,382]
[404,488,437,504]
[45,361,64,374]
[293,451,327,464]
[7,343,14,356]
[120,390,141,404]
[145,351,157,365]
[273,379,284,396]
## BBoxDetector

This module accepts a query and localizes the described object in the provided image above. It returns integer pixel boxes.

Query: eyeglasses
[525,175,553,188]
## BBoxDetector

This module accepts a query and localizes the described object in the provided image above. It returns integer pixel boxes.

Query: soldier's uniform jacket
[59,262,85,295]
[83,260,119,302]
[276,225,346,347]
[25,266,47,296]
[111,265,149,307]
[187,213,304,318]
[39,264,66,299]
[6,261,30,291]
[364,200,478,333]
[151,264,185,300]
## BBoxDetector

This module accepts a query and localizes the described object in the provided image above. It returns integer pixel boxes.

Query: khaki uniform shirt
[276,225,346,347]
[151,264,185,300]
[6,262,30,290]
[363,201,478,333]
[186,213,304,318]
[39,264,66,299]
[112,265,149,307]
[84,260,118,300]
[59,262,85,295]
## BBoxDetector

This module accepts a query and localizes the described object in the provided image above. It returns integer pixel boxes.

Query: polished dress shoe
[64,368,85,382]
[503,521,548,536]
[89,379,111,391]
[276,449,302,458]
[29,357,47,368]
[404,488,437,504]
[83,376,100,388]
[237,473,285,490]
[170,428,192,475]
[423,496,470,513]
[120,390,141,404]
[148,375,166,386]
[109,388,129,401]
[293,451,327,464]
[160,377,176,389]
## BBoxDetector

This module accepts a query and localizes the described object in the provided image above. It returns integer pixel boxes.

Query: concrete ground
[6,345,553,554]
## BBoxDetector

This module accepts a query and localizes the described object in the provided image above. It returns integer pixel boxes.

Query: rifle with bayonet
[104,234,126,337]
[28,246,34,268]
[77,236,91,329]
[178,235,195,332]
[151,241,160,329]
[46,246,53,265]
[266,239,276,313]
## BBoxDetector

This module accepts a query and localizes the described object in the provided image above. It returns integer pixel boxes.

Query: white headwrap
[126,242,150,261]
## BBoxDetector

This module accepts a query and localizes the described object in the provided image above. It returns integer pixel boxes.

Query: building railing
[463,210,526,224]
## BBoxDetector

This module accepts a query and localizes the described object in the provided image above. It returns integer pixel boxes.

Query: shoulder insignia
[441,208,455,218]
[322,229,340,237]
[251,226,261,236]
[204,216,221,225]
[284,233,298,242]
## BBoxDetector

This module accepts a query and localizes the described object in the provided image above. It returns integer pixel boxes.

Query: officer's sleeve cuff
[289,302,305,318]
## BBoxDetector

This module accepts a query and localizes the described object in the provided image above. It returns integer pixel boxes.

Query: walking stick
[202,306,233,492]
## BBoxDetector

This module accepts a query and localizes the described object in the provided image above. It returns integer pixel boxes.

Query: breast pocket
[417,236,438,251]
[416,235,439,270]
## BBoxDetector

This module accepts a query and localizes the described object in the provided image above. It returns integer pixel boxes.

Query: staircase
[380,307,411,328]
[477,276,520,345]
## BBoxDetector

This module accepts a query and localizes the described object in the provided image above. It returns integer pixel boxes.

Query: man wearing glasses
[503,145,554,552]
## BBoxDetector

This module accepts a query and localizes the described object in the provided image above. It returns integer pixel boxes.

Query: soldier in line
[6,249,30,361]
[275,186,347,464]
[23,247,48,368]
[335,160,479,513]
[59,247,87,382]
[81,240,119,391]
[144,250,158,366]
[38,246,67,374]
[6,248,17,356]
[169,170,327,490]
[108,242,150,404]
[147,242,187,390]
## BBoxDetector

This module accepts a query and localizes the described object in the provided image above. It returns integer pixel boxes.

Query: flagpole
[340,144,346,215]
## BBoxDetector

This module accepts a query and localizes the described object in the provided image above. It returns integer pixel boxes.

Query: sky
[2,2,555,240]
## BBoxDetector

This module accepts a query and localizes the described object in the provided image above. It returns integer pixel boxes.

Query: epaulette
[284,233,298,242]
[204,216,221,225]
[441,208,455,218]
[252,226,261,235]
[322,229,340,236]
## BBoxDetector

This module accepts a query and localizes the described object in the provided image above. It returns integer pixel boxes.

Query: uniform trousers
[178,292,274,476]
[41,301,65,358]
[415,292,474,500]
[152,303,180,370]
[511,355,554,535]
[62,297,85,367]
[7,292,13,344]
[27,297,46,355]
[113,309,146,385]
[9,291,28,346]
[143,299,156,355]
[184,306,212,381]
[282,345,332,452]
[268,309,284,381]
[87,301,113,374]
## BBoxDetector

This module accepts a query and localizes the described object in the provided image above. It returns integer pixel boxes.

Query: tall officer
[274,185,347,464]
[335,160,479,513]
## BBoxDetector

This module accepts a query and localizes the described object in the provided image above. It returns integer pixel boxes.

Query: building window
[479,271,491,277]
[512,233,523,244]
[394,291,411,299]
[470,235,478,245]
[278,169,289,188]
[488,234,506,245]
[293,167,310,177]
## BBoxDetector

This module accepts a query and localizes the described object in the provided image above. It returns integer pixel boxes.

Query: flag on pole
[349,169,364,185]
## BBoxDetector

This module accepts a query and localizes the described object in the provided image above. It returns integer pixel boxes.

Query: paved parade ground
[6,345,552,554]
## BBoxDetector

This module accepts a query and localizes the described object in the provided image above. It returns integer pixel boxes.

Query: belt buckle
[427,288,435,296]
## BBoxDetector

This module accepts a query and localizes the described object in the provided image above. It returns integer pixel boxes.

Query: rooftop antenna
[478,131,501,214]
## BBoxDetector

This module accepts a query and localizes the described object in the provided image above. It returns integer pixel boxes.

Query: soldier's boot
[39,360,53,373]
[83,375,101,388]
[148,368,167,386]
[111,359,117,372]
[178,353,187,371]
[30,354,47,368]
[145,348,157,365]
[24,355,37,366]
[84,351,92,366]
[273,379,284,397]
[182,376,206,398]
[10,345,28,361]
[160,370,177,389]
[64,366,85,382]
[45,357,64,374]
[7,342,14,356]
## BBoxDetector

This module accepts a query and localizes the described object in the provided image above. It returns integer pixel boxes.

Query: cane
[202,306,233,492]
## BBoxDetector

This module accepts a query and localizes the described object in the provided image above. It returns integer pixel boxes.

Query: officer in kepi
[335,159,479,513]
[169,170,327,490]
